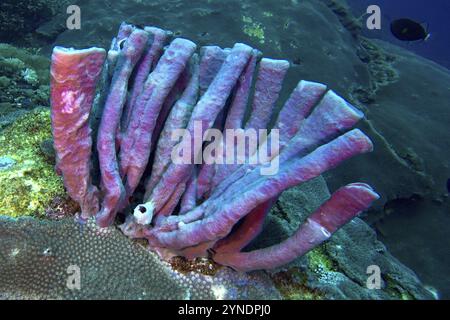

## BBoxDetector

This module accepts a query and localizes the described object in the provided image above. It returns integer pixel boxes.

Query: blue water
[346,0,450,69]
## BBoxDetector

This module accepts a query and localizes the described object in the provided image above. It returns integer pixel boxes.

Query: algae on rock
[0,108,65,217]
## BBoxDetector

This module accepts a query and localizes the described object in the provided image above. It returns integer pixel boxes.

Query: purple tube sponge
[122,26,171,131]
[50,46,105,220]
[96,29,149,227]
[244,58,290,131]
[50,23,379,272]
[213,183,379,272]
[145,55,200,196]
[143,43,253,216]
[119,38,196,204]
[145,129,374,250]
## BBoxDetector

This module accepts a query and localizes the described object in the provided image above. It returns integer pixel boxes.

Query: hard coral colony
[50,23,379,272]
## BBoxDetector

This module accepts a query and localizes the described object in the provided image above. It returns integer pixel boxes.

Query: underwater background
[0,0,448,300]
[347,0,450,69]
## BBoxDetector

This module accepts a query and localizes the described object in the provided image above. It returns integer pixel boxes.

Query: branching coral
[50,23,379,272]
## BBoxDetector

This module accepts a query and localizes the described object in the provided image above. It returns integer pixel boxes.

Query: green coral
[0,57,26,74]
[306,246,349,287]
[322,0,363,38]
[21,68,39,85]
[242,16,265,44]
[0,108,65,217]
[307,246,337,273]
[270,247,337,300]
[0,43,50,113]
[0,43,50,84]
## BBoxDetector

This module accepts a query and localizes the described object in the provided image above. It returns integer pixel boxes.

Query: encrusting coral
[0,108,65,217]
[0,215,280,299]
[50,22,379,272]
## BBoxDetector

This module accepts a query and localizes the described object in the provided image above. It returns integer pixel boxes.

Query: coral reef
[0,108,65,217]
[0,215,280,299]
[0,44,50,130]
[50,23,378,272]
[324,36,450,297]
[0,44,50,84]
[0,0,68,44]
[257,178,433,300]
[0,0,440,300]
[0,176,431,300]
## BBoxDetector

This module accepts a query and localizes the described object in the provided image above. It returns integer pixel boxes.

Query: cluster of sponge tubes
[50,22,379,272]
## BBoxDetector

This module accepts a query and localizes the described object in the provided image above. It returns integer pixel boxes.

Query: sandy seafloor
[0,0,448,299]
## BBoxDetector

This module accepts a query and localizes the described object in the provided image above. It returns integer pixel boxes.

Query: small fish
[390,18,430,42]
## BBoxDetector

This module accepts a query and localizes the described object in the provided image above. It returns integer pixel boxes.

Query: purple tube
[198,50,259,199]
[122,27,171,131]
[145,129,373,249]
[213,183,379,271]
[158,182,187,217]
[195,162,216,201]
[209,90,365,200]
[150,61,192,155]
[210,57,289,192]
[116,22,134,46]
[278,90,365,163]
[244,58,290,131]
[224,49,260,130]
[198,46,228,95]
[213,198,276,254]
[119,38,197,205]
[180,171,198,214]
[96,29,149,227]
[145,55,200,197]
[275,80,327,147]
[50,46,106,220]
[193,46,229,199]
[144,43,253,215]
